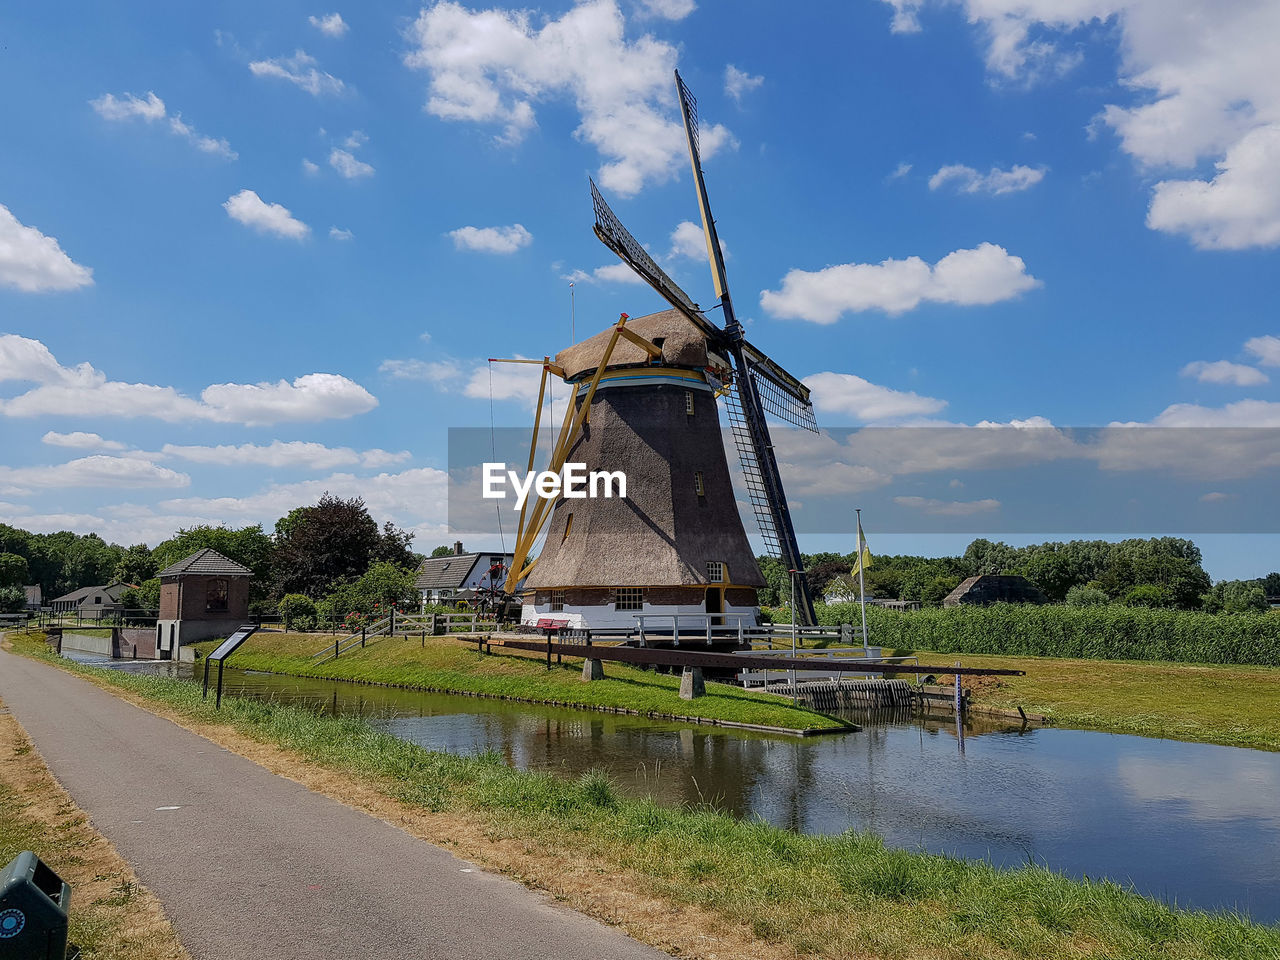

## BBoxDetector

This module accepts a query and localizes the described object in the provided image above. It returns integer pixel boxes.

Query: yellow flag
[850,518,873,578]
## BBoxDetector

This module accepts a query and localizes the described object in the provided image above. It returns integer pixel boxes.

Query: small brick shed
[154,548,252,659]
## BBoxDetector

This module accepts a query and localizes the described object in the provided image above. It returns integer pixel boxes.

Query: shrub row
[816,602,1280,666]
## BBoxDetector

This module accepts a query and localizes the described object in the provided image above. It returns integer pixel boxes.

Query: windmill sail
[673,69,818,625]
[589,180,721,343]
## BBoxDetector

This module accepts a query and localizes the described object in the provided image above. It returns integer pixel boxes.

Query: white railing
[733,647,922,688]
[633,613,757,646]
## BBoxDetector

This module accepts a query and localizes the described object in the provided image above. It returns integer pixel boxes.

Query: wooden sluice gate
[764,678,915,711]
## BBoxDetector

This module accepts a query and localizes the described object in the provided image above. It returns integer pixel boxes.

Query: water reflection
[73,654,1280,924]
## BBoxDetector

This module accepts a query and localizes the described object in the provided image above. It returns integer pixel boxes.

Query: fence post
[705,615,711,646]
[361,625,366,649]
[334,635,339,659]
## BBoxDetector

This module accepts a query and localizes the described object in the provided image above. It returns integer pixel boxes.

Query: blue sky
[1,0,1278,579]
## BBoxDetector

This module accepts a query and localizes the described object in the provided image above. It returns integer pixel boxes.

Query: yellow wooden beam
[615,325,662,358]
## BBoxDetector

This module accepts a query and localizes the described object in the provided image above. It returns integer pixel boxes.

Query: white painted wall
[520,600,759,632]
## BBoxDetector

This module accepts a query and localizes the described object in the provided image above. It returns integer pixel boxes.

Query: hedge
[816,602,1280,666]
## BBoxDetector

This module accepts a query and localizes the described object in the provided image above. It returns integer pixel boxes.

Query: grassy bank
[0,693,187,959]
[187,631,850,734]
[915,650,1280,752]
[7,630,1277,959]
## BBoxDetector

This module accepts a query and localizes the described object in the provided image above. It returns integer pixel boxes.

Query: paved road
[0,648,669,960]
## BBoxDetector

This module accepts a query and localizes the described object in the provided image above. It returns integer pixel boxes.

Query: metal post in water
[954,661,963,714]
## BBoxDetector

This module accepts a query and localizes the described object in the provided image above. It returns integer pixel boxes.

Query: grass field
[909,650,1280,752]
[187,630,852,734]
[8,629,1278,960]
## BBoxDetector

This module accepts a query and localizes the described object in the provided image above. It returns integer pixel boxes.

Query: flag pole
[856,507,869,649]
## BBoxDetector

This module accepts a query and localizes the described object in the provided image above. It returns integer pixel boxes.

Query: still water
[81,654,1280,923]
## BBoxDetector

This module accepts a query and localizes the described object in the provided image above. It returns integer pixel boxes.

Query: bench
[534,618,569,636]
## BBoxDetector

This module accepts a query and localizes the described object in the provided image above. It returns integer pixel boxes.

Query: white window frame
[549,589,565,612]
[706,561,725,583]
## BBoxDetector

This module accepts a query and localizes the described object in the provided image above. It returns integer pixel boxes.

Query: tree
[274,494,415,597]
[430,545,456,558]
[1261,572,1280,597]
[118,579,160,611]
[1202,580,1269,614]
[113,543,155,585]
[0,585,25,614]
[1065,584,1108,607]
[1124,584,1173,608]
[0,553,29,588]
[920,575,961,606]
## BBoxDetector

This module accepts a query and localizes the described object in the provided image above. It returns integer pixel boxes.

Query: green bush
[815,601,1280,666]
[1065,585,1109,607]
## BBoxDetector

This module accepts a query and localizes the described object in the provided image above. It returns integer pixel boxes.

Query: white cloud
[302,159,321,175]
[881,0,923,33]
[249,50,346,96]
[0,456,189,492]
[161,440,408,470]
[888,161,912,179]
[1180,360,1268,387]
[561,262,646,285]
[804,372,947,422]
[891,0,1280,249]
[309,12,349,37]
[403,0,734,196]
[448,223,532,254]
[666,219,726,263]
[379,358,463,382]
[0,205,93,293]
[928,163,1046,195]
[894,495,1001,516]
[760,242,1039,322]
[1246,335,1280,367]
[724,65,763,103]
[329,226,353,240]
[637,0,695,18]
[329,148,374,179]
[0,335,376,426]
[90,91,166,121]
[1138,399,1280,428]
[1147,125,1280,249]
[1200,491,1234,503]
[91,91,236,160]
[223,189,310,240]
[41,431,126,451]
[200,374,377,426]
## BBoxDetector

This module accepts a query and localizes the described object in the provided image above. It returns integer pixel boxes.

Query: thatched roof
[943,575,1048,606]
[525,382,764,589]
[556,309,710,380]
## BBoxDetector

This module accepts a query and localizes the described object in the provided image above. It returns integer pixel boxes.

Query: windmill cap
[555,308,720,381]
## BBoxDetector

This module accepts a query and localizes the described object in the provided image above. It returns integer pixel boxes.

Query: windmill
[590,71,820,625]
[499,71,819,629]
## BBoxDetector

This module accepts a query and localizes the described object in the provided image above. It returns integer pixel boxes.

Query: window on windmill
[615,587,644,610]
[651,337,665,363]
[206,578,229,613]
[694,471,705,497]
[549,589,565,612]
[706,561,725,583]
[685,390,694,415]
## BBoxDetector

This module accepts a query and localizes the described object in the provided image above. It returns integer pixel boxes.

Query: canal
[78,654,1280,924]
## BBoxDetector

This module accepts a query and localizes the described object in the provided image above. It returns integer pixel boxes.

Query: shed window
[615,587,644,611]
[694,472,705,497]
[685,390,694,415]
[706,561,725,583]
[206,578,229,613]
[549,590,565,612]
[94,596,102,604]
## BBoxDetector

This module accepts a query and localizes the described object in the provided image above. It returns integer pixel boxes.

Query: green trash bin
[0,851,72,959]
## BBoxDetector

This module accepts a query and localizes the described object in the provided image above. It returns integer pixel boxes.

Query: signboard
[207,624,258,662]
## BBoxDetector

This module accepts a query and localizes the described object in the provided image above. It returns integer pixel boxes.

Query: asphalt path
[0,647,670,960]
